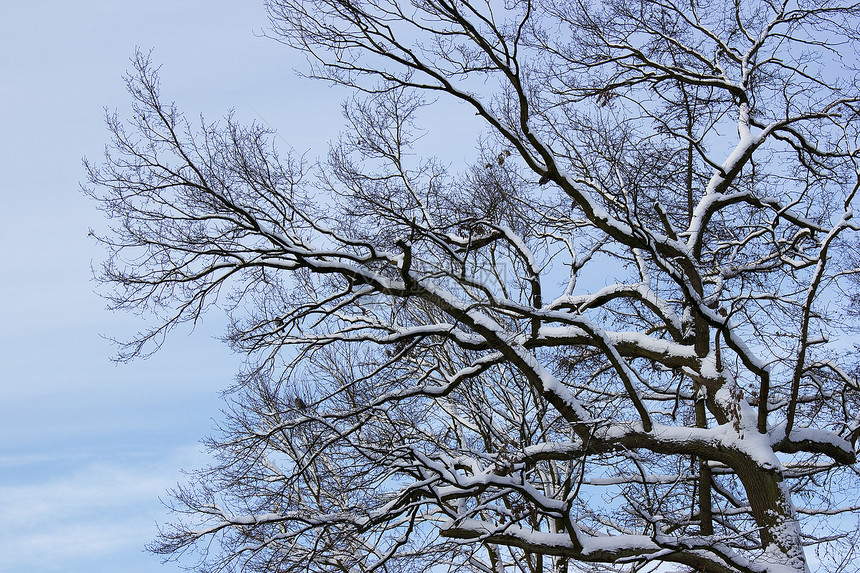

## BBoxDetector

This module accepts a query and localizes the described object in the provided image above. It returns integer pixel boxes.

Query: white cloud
[0,446,206,573]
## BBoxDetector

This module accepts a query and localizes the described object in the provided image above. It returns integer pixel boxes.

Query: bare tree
[85,0,860,571]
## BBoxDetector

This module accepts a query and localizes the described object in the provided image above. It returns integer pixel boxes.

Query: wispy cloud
[0,446,206,572]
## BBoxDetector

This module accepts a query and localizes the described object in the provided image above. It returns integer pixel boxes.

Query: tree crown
[86,0,860,571]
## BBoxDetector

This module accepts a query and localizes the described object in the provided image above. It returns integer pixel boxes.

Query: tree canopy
[86,0,860,571]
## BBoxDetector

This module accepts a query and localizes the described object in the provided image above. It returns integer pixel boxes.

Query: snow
[768,423,853,456]
[579,533,659,556]
[497,224,539,275]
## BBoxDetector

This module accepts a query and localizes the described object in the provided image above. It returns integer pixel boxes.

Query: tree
[85,0,860,571]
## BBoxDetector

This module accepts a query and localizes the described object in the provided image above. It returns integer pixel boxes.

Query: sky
[2,3,858,573]
[0,3,483,571]
[0,2,376,571]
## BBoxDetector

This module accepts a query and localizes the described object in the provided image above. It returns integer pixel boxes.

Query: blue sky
[0,2,350,571]
[0,3,483,571]
[3,2,857,572]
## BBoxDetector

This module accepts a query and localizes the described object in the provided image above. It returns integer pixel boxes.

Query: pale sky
[0,2,483,571]
[4,2,859,572]
[0,2,352,571]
